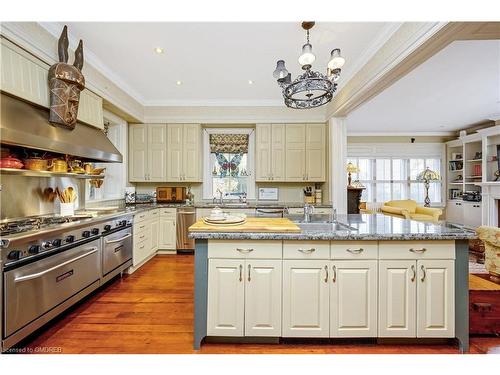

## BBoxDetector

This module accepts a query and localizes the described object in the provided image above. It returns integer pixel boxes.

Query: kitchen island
[189,214,475,352]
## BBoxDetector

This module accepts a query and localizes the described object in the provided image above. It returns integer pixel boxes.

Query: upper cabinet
[255,124,286,181]
[129,124,167,182]
[167,124,202,182]
[256,123,325,182]
[1,37,104,129]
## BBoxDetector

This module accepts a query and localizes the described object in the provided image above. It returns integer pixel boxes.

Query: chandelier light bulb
[328,48,345,70]
[273,60,289,79]
[298,43,316,67]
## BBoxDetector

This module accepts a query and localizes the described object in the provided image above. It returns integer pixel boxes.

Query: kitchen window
[202,128,255,200]
[347,157,442,204]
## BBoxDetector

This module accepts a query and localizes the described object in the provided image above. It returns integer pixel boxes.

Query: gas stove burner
[0,215,94,236]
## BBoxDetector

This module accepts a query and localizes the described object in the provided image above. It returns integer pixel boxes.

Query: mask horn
[74,40,84,71]
[58,25,69,63]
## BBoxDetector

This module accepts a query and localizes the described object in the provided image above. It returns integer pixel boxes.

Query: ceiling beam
[327,22,500,119]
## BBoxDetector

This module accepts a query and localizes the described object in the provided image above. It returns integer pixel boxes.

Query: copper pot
[48,159,68,173]
[24,157,49,171]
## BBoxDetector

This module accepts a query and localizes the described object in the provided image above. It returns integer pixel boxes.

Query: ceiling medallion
[273,21,346,109]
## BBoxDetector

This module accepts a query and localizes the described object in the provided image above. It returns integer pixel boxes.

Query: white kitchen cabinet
[379,258,455,338]
[379,260,416,337]
[330,260,378,337]
[167,123,201,182]
[285,124,307,181]
[462,202,482,228]
[77,89,104,129]
[305,124,326,181]
[159,216,176,250]
[244,259,282,336]
[416,259,455,338]
[282,259,329,337]
[255,124,286,181]
[128,124,167,182]
[151,217,159,252]
[446,201,464,225]
[207,259,245,337]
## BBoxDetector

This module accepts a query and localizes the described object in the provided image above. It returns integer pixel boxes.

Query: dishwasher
[176,207,196,252]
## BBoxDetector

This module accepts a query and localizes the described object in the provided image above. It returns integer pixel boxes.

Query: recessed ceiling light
[248,80,254,85]
[154,47,164,54]
[176,80,182,85]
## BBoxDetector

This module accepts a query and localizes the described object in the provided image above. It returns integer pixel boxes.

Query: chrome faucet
[303,203,314,222]
[214,188,224,206]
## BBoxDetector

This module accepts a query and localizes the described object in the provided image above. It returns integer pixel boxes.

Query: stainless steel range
[0,213,133,352]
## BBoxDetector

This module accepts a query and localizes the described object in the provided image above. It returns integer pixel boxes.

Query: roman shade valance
[209,134,249,154]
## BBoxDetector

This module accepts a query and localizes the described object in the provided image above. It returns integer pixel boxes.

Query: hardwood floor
[17,255,500,354]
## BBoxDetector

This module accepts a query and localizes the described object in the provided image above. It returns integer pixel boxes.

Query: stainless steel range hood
[0,93,122,162]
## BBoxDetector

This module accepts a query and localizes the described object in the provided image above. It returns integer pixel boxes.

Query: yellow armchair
[380,200,442,223]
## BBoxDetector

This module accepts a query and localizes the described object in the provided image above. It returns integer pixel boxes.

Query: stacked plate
[203,214,246,226]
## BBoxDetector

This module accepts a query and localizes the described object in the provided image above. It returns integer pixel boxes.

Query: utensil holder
[304,196,315,204]
[60,202,74,217]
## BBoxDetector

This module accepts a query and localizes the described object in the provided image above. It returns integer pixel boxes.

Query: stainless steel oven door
[4,239,101,337]
[102,227,132,277]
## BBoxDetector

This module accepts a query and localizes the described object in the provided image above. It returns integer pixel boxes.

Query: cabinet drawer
[379,241,455,260]
[283,241,330,259]
[314,208,332,215]
[160,208,177,217]
[208,240,282,259]
[287,208,303,215]
[133,228,149,245]
[134,210,153,223]
[330,241,378,259]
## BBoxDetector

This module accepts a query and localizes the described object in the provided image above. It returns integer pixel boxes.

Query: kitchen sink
[297,222,357,232]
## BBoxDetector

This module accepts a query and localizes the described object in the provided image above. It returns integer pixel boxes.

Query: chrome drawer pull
[298,248,315,254]
[410,264,416,282]
[420,265,426,282]
[105,233,132,244]
[346,248,363,254]
[14,247,98,283]
[324,265,329,283]
[409,248,427,253]
[236,248,254,253]
[332,265,336,283]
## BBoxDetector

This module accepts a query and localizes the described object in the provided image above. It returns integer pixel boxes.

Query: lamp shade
[328,48,345,70]
[273,60,289,79]
[416,167,440,181]
[346,162,359,174]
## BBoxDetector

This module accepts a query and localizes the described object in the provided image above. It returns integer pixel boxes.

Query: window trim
[202,128,255,200]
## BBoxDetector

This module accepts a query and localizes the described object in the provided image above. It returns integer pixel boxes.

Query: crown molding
[346,131,456,136]
[142,98,285,107]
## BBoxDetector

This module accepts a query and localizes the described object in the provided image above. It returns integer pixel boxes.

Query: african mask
[48,25,85,129]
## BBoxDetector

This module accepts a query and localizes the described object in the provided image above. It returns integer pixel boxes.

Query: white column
[329,117,348,214]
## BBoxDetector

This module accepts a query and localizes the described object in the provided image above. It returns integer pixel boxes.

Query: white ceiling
[347,40,500,134]
[39,22,397,106]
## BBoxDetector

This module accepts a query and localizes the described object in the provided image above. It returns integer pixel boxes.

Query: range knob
[28,245,40,254]
[91,228,99,235]
[52,239,62,247]
[104,224,112,232]
[82,230,91,238]
[120,220,128,226]
[65,235,75,243]
[7,250,22,260]
[42,241,52,249]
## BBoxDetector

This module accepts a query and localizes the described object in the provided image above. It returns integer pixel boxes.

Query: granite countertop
[188,214,476,241]
[123,201,333,210]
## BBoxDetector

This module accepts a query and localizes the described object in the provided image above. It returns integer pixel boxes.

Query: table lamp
[416,167,440,207]
[346,162,359,186]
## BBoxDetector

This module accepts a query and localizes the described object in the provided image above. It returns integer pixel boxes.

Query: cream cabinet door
[305,124,325,181]
[1,38,50,108]
[167,124,183,181]
[159,216,176,250]
[207,259,245,337]
[285,124,306,181]
[282,260,329,337]
[128,124,148,182]
[271,124,286,181]
[151,218,159,252]
[147,124,167,181]
[77,89,104,129]
[417,260,455,338]
[330,260,378,337]
[255,124,272,181]
[183,124,201,181]
[378,260,416,337]
[245,259,282,337]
